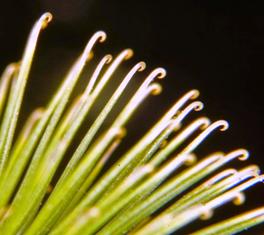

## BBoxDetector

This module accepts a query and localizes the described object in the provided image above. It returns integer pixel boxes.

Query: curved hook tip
[40,12,53,29]
[138,61,146,71]
[96,31,107,43]
[150,83,162,95]
[156,68,166,79]
[124,49,134,60]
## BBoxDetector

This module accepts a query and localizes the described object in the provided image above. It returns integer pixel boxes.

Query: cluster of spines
[0,12,263,235]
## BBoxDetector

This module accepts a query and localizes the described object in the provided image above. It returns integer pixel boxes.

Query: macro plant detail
[0,11,263,235]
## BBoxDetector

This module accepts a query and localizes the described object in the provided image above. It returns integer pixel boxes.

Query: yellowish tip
[200,208,213,220]
[124,49,134,60]
[156,68,166,79]
[116,127,127,139]
[233,192,245,205]
[96,31,107,43]
[218,120,229,131]
[40,12,53,29]
[105,54,113,64]
[138,62,146,71]
[150,83,162,95]
[190,89,200,100]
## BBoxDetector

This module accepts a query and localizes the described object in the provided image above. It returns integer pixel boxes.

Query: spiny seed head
[0,12,263,235]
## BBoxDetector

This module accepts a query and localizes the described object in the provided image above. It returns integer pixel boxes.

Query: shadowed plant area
[0,12,263,235]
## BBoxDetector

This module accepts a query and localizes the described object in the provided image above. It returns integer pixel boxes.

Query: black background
[0,1,263,234]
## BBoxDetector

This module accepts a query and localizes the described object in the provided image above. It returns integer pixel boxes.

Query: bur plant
[0,12,263,235]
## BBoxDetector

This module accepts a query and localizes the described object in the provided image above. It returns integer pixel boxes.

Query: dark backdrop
[0,1,263,234]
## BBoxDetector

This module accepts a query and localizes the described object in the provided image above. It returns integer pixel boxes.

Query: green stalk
[96,150,247,235]
[136,175,264,235]
[57,153,221,234]
[0,13,52,175]
[24,60,147,235]
[190,207,264,235]
[57,138,121,221]
[0,63,18,118]
[55,90,202,231]
[0,29,106,235]
[0,108,44,207]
